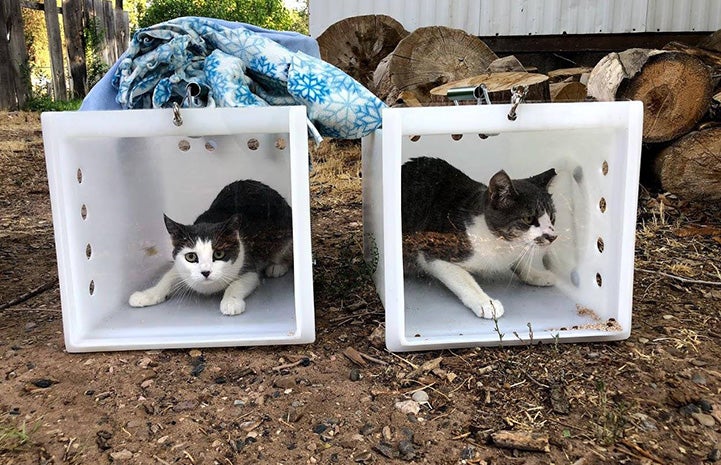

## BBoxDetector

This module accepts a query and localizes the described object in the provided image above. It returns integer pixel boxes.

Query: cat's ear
[220,214,242,233]
[488,170,518,209]
[527,168,557,188]
[164,214,187,238]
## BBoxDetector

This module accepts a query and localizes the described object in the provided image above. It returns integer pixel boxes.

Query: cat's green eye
[523,215,536,225]
[184,252,198,263]
[213,250,225,260]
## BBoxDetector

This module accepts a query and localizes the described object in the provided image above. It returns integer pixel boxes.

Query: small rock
[692,412,716,427]
[96,430,112,450]
[382,426,392,441]
[630,413,657,432]
[24,322,36,331]
[189,349,202,357]
[586,352,600,360]
[354,450,373,463]
[233,400,245,407]
[173,400,198,412]
[680,403,700,416]
[699,399,713,412]
[662,314,674,320]
[692,373,707,385]
[395,400,420,415]
[411,390,429,404]
[109,449,133,460]
[359,423,376,436]
[638,337,649,344]
[398,439,415,460]
[312,423,328,435]
[190,363,205,377]
[350,369,362,381]
[708,446,721,462]
[368,325,385,349]
[287,404,305,423]
[461,446,476,460]
[32,379,54,388]
[374,441,399,459]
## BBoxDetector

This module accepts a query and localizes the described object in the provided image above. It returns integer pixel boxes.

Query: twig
[637,268,721,286]
[386,351,419,370]
[153,455,171,465]
[358,351,387,365]
[0,279,57,310]
[618,439,667,465]
[272,357,310,372]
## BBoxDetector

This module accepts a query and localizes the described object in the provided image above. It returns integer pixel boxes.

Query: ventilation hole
[572,166,583,183]
[76,168,83,184]
[478,134,489,139]
[570,270,580,287]
[602,160,609,175]
[275,137,287,150]
[451,134,463,141]
[178,139,191,152]
[596,273,603,287]
[597,237,605,253]
[247,138,259,150]
[409,135,421,142]
[86,244,92,259]
[80,204,87,220]
[599,197,607,213]
[204,140,217,152]
[89,280,95,295]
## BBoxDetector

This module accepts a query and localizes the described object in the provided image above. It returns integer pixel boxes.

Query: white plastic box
[42,106,314,352]
[362,102,643,351]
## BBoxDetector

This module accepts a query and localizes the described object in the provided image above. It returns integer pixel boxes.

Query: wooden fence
[0,0,129,110]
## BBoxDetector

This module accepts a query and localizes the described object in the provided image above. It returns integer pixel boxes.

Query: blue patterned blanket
[81,17,386,139]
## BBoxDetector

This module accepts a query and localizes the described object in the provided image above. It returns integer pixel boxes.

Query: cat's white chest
[460,216,524,274]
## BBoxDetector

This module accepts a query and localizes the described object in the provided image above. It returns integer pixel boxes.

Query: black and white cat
[129,179,293,315]
[402,157,558,319]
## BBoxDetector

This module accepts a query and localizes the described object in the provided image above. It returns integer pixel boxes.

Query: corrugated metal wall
[309,0,721,37]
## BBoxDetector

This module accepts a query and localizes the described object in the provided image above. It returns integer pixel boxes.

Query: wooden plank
[114,9,129,58]
[63,0,87,98]
[21,0,63,13]
[1,0,30,109]
[103,0,116,62]
[92,0,109,64]
[44,0,68,100]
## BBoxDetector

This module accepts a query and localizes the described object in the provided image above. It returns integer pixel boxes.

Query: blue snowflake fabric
[108,16,385,139]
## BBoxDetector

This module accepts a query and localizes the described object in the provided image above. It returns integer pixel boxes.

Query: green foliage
[0,418,33,452]
[139,0,309,34]
[84,18,110,89]
[23,96,82,112]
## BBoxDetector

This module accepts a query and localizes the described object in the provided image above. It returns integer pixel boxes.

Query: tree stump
[388,26,497,105]
[317,15,409,90]
[654,127,721,201]
[588,49,713,143]
[547,67,592,83]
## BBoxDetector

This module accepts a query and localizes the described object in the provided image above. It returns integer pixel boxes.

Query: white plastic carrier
[362,102,643,351]
[42,106,314,352]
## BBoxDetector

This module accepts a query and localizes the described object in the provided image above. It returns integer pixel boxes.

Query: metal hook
[507,85,529,121]
[172,102,183,126]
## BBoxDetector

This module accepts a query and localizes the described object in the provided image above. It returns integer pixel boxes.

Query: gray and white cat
[129,179,293,315]
[402,157,557,319]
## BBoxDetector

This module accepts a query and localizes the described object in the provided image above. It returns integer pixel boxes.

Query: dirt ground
[2,111,721,465]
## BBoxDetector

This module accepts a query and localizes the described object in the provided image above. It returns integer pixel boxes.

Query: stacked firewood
[318,15,721,201]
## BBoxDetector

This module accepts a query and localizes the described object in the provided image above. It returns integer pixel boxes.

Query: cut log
[698,29,721,53]
[488,55,526,73]
[589,49,713,143]
[547,67,592,83]
[550,82,587,102]
[372,54,401,105]
[389,26,497,105]
[318,15,409,90]
[654,127,721,201]
[430,71,550,103]
[664,41,721,70]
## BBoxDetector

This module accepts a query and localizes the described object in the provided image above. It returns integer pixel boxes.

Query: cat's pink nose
[544,234,557,243]
[201,271,211,278]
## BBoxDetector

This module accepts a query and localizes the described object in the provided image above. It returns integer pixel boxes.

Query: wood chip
[343,347,367,367]
[490,430,550,453]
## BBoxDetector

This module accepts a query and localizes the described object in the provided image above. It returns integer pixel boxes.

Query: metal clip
[507,85,529,121]
[446,84,491,106]
[172,102,183,126]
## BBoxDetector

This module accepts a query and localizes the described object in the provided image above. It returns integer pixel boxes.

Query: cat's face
[484,169,557,246]
[164,215,245,295]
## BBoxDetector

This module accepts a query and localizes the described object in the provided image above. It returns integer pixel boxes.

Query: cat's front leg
[514,265,556,287]
[129,268,179,307]
[220,271,261,316]
[419,257,504,319]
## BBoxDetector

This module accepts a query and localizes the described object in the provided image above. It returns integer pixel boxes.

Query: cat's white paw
[469,298,504,319]
[520,270,556,287]
[129,290,167,307]
[265,263,289,278]
[220,295,246,316]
